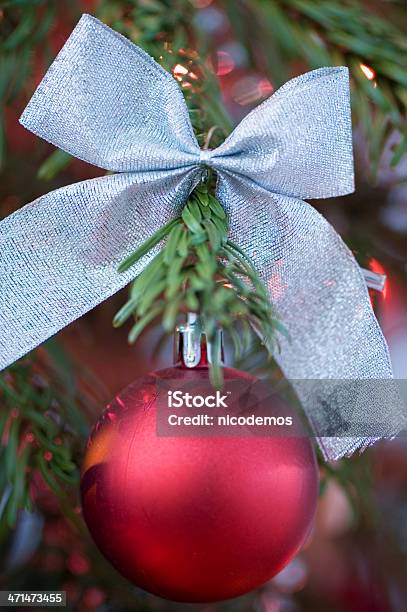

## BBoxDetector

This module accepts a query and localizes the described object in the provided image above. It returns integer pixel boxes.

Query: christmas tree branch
[223,0,406,176]
[114,180,284,387]
[0,0,57,170]
[0,348,94,529]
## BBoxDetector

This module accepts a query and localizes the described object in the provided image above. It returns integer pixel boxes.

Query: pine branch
[0,0,57,170]
[114,180,285,387]
[0,347,94,529]
[223,0,406,175]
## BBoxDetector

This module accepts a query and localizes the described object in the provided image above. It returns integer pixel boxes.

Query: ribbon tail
[217,173,407,460]
[0,169,199,371]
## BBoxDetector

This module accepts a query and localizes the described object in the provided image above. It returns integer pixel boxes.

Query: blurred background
[0,0,406,610]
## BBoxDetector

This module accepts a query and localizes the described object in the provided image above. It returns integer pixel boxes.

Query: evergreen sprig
[114,181,284,386]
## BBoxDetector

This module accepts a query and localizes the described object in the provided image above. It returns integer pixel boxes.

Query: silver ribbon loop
[1,14,404,459]
[19,14,200,172]
[211,67,354,199]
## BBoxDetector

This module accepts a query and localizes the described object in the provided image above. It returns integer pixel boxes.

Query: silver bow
[1,14,404,460]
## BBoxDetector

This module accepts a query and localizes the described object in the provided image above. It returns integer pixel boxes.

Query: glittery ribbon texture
[1,14,405,459]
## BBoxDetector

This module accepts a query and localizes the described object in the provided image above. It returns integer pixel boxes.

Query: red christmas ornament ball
[81,366,318,602]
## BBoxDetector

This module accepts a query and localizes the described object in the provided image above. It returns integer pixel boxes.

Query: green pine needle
[115,181,287,384]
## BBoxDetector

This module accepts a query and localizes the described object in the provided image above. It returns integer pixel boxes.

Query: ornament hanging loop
[174,313,223,368]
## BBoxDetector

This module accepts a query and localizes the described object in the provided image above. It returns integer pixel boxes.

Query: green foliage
[0,350,90,529]
[224,0,406,176]
[96,0,232,140]
[114,180,284,387]
[37,149,72,181]
[0,0,57,169]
